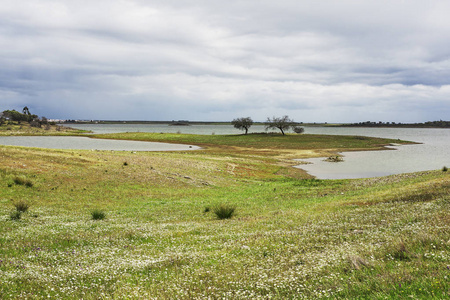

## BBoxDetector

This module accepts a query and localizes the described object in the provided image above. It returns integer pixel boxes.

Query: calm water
[64,123,271,135]
[6,124,450,178]
[0,136,200,151]
[295,127,450,179]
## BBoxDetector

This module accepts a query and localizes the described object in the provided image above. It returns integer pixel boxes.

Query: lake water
[295,127,449,179]
[5,124,450,179]
[0,136,200,152]
[63,123,269,135]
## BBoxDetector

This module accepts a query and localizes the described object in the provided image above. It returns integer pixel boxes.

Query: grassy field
[0,125,449,299]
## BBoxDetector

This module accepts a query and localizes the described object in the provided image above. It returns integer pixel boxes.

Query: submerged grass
[0,132,448,299]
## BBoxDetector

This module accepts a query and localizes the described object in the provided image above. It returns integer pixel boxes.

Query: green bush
[442,166,448,172]
[91,209,106,220]
[213,204,236,220]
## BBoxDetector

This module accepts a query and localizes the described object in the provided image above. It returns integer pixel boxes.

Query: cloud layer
[1,0,450,122]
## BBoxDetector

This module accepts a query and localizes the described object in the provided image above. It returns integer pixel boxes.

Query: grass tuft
[10,211,22,220]
[391,240,411,261]
[13,176,33,187]
[346,255,370,271]
[91,209,106,220]
[213,204,236,219]
[13,200,30,212]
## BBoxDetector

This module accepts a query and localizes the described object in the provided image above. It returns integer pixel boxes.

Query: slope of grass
[0,134,448,299]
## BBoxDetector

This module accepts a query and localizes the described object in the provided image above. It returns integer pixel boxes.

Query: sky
[1,0,450,122]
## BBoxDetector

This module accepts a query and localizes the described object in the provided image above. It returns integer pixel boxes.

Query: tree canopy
[2,107,45,127]
[231,117,253,134]
[265,115,294,135]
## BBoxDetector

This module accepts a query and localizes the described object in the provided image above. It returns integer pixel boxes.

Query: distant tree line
[1,107,50,128]
[232,115,304,135]
[341,120,450,128]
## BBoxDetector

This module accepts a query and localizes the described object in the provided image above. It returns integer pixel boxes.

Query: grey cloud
[1,0,450,122]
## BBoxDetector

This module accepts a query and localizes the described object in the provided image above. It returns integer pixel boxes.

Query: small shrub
[91,209,106,220]
[442,166,448,172]
[13,200,30,212]
[10,211,22,220]
[213,204,236,220]
[203,206,211,213]
[292,126,304,134]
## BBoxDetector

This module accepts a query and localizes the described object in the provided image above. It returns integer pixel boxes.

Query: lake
[295,127,450,179]
[63,123,265,135]
[6,124,450,179]
[0,136,200,151]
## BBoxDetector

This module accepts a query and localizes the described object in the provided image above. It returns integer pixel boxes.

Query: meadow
[0,123,449,299]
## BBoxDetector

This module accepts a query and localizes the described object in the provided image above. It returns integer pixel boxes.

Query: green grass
[91,131,413,153]
[0,133,448,299]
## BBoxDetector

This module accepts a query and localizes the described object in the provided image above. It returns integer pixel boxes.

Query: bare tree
[265,115,294,135]
[231,117,253,134]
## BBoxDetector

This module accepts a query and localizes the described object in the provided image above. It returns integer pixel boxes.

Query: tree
[22,106,30,115]
[265,115,294,135]
[2,110,28,124]
[231,117,253,134]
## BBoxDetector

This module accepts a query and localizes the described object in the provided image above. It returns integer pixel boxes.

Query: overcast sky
[1,0,450,122]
